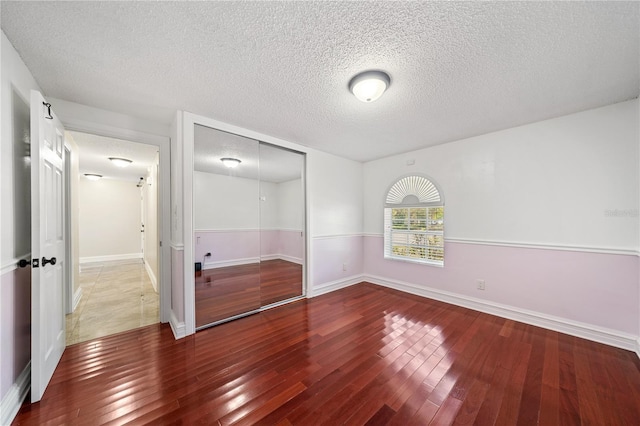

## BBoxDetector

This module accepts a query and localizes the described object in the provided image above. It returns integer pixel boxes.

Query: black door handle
[18,259,30,268]
[42,256,57,266]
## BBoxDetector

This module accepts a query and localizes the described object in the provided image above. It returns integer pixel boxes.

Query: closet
[193,124,305,328]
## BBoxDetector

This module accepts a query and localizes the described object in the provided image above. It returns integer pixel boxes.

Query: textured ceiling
[70,131,158,183]
[2,2,638,162]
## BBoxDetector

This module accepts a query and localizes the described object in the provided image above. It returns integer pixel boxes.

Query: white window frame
[383,175,444,267]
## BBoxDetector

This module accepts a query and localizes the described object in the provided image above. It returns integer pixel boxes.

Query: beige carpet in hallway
[66,260,159,345]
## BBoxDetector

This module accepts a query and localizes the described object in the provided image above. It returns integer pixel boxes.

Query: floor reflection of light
[224,390,249,412]
[110,394,137,419]
[379,312,453,397]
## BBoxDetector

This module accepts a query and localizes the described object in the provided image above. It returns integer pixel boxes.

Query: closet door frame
[182,112,309,336]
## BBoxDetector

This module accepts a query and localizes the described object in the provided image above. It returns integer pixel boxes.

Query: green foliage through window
[386,206,444,265]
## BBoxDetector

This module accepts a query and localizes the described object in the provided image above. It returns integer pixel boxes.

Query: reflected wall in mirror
[259,143,305,306]
[193,125,261,327]
[193,125,306,329]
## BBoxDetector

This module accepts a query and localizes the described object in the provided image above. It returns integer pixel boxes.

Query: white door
[30,90,66,402]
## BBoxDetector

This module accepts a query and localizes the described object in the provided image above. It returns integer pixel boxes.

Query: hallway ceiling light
[84,173,102,181]
[349,70,391,102]
[220,157,241,168]
[109,157,133,167]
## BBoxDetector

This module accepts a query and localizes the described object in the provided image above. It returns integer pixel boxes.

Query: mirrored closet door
[193,124,305,329]
[259,143,305,307]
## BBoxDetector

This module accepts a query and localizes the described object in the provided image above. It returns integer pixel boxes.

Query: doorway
[64,131,161,345]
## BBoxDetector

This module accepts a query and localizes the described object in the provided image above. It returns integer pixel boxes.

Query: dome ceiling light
[220,157,241,168]
[349,70,391,103]
[109,157,133,167]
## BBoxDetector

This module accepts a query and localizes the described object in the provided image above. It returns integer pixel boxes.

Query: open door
[30,90,66,402]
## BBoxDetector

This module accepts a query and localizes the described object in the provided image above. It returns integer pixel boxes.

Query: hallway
[65,260,159,345]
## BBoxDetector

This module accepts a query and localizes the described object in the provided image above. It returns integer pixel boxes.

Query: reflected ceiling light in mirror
[84,173,102,181]
[109,157,133,167]
[349,70,391,102]
[221,157,241,168]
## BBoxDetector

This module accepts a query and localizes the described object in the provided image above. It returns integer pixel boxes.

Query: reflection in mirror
[259,143,305,306]
[193,124,261,327]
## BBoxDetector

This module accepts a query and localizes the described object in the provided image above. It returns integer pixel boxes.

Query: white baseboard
[0,361,30,426]
[259,254,280,262]
[72,287,83,312]
[260,254,303,265]
[170,311,186,339]
[636,337,640,360]
[1,254,30,275]
[203,257,260,270]
[309,274,364,298]
[144,261,158,292]
[80,253,142,264]
[363,274,638,352]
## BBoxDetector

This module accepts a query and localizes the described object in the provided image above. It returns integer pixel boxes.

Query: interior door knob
[18,259,30,268]
[42,256,57,266]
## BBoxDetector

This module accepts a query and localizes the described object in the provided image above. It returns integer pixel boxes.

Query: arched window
[384,175,444,266]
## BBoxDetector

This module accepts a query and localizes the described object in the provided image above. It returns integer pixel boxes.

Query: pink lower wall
[260,230,279,259]
[364,236,639,335]
[311,235,364,287]
[194,230,260,266]
[0,267,31,400]
[276,230,304,262]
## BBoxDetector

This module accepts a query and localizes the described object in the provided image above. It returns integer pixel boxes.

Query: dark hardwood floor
[195,259,303,327]
[14,283,640,425]
[259,259,303,307]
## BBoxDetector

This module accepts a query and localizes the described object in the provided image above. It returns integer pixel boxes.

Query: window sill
[384,255,444,268]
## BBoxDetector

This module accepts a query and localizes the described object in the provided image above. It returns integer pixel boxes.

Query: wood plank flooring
[13,283,640,425]
[195,259,302,327]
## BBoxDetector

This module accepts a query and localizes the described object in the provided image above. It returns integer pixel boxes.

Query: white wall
[193,173,303,232]
[308,150,363,238]
[307,150,364,294]
[0,30,41,424]
[78,178,142,261]
[364,100,639,251]
[362,99,639,347]
[194,171,259,230]
[260,180,279,230]
[278,179,303,230]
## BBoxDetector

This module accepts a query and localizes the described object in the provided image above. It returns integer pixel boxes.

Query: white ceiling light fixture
[349,70,391,102]
[84,173,102,181]
[109,157,133,167]
[220,157,241,168]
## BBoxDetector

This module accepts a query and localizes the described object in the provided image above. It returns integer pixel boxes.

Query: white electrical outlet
[477,279,485,290]
[342,263,348,271]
